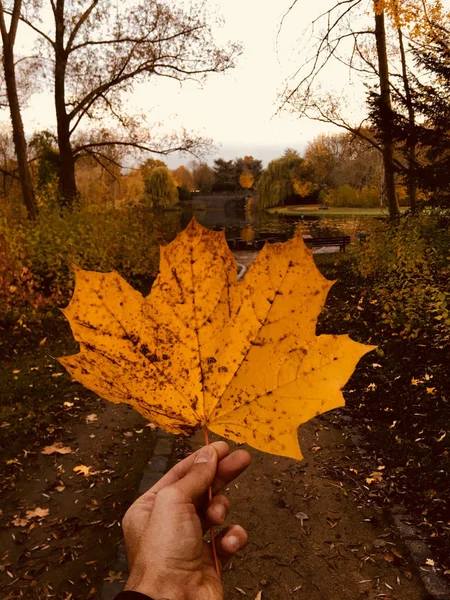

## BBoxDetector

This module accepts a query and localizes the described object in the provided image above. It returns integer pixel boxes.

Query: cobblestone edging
[101,430,176,600]
[390,506,450,600]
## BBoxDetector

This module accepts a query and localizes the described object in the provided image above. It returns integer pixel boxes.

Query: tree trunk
[0,2,38,219]
[374,8,400,218]
[397,24,417,210]
[55,0,78,208]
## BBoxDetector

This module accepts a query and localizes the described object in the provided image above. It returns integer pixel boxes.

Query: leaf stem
[203,425,220,577]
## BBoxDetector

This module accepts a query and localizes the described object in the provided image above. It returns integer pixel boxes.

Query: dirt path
[186,413,427,600]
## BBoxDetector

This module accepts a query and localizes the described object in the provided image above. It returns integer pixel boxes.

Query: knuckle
[157,484,184,505]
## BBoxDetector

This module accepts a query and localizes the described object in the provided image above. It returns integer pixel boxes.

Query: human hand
[122,441,251,600]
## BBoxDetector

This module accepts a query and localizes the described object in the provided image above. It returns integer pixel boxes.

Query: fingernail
[195,446,214,463]
[227,535,240,550]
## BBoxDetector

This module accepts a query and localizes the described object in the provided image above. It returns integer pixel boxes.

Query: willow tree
[143,166,179,209]
[258,151,303,208]
[14,0,241,208]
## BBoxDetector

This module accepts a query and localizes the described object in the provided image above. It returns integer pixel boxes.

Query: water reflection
[179,199,382,244]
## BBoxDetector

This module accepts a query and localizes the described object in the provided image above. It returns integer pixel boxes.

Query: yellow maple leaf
[59,220,375,460]
[73,465,95,476]
[26,507,49,519]
[41,443,72,455]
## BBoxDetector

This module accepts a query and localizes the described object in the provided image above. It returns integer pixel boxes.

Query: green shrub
[0,206,181,322]
[354,211,450,342]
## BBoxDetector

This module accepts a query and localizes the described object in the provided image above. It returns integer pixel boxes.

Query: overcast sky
[15,0,368,168]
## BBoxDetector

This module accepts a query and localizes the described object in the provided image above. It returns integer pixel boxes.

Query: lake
[176,196,382,245]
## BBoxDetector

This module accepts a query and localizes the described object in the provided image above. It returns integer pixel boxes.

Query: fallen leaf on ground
[12,518,29,527]
[104,571,124,582]
[366,471,383,484]
[254,593,262,600]
[86,413,98,423]
[59,220,375,459]
[41,443,72,455]
[73,465,95,476]
[26,507,49,519]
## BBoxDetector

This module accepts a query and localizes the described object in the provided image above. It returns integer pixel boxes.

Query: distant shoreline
[267,206,408,217]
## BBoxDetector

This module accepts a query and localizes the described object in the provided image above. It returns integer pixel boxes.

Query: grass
[268,206,409,217]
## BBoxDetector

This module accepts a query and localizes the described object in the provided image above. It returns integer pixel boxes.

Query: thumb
[173,445,218,503]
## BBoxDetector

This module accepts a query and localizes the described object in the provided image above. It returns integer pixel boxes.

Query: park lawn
[268,206,409,216]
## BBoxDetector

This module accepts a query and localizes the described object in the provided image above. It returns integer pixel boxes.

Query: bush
[354,211,450,342]
[0,206,181,322]
[326,184,380,207]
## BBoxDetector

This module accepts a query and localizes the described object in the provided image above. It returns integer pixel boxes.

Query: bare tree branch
[66,0,98,52]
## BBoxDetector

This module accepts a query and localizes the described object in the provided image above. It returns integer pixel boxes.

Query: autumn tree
[14,0,241,208]
[239,170,254,189]
[235,155,263,184]
[140,158,167,182]
[303,134,339,193]
[301,132,384,205]
[143,166,179,208]
[172,165,195,191]
[191,161,214,192]
[119,169,145,206]
[0,0,37,218]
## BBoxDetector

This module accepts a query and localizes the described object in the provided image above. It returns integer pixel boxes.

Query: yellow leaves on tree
[373,0,446,40]
[59,220,374,460]
[239,170,254,189]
